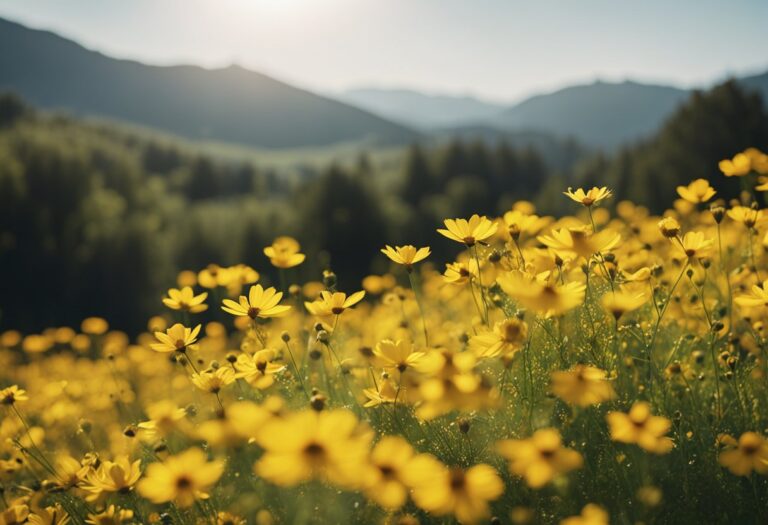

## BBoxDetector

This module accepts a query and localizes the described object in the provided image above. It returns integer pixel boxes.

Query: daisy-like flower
[560,504,610,525]
[255,409,371,488]
[234,349,286,389]
[137,448,225,507]
[601,290,647,319]
[362,436,417,510]
[497,271,586,317]
[563,186,612,207]
[82,456,142,499]
[86,505,133,525]
[0,385,28,406]
[27,504,69,525]
[657,217,681,238]
[727,205,765,229]
[381,245,431,270]
[497,428,583,488]
[264,236,306,269]
[304,290,365,317]
[606,402,674,454]
[718,431,768,476]
[719,148,768,176]
[468,318,528,359]
[150,323,201,354]
[404,455,504,525]
[137,401,189,437]
[676,179,716,203]
[362,375,399,408]
[735,279,768,308]
[503,210,549,240]
[537,227,620,260]
[162,286,208,313]
[443,260,477,285]
[550,365,616,407]
[222,284,291,320]
[373,339,425,372]
[437,214,498,247]
[190,367,236,394]
[674,231,714,261]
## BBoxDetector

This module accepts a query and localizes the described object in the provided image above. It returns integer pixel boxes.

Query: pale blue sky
[0,0,765,102]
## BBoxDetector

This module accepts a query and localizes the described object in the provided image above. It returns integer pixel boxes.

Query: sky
[0,0,766,103]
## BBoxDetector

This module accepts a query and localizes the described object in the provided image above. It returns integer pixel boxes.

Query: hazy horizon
[0,0,766,104]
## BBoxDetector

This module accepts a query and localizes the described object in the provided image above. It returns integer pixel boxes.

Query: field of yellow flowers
[2,148,768,525]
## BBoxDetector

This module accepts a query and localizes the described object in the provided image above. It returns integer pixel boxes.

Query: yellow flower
[727,205,765,229]
[719,148,768,176]
[657,217,681,238]
[362,436,417,510]
[137,401,188,437]
[601,290,647,319]
[137,448,224,507]
[27,504,70,525]
[606,402,673,454]
[234,349,286,389]
[503,210,549,240]
[222,284,291,319]
[735,280,768,308]
[1,504,30,525]
[85,505,133,525]
[304,290,365,317]
[537,227,620,259]
[497,428,583,488]
[437,214,498,246]
[719,152,750,176]
[497,271,586,316]
[363,375,399,408]
[381,245,431,269]
[560,504,610,525]
[264,236,306,269]
[149,323,201,353]
[550,365,616,407]
[190,367,236,394]
[443,260,477,285]
[676,179,716,203]
[255,409,371,488]
[718,431,768,476]
[674,231,714,261]
[0,385,28,406]
[563,186,612,207]
[373,339,425,372]
[468,318,528,359]
[81,317,109,335]
[82,456,142,497]
[216,512,246,525]
[404,455,504,525]
[162,286,208,313]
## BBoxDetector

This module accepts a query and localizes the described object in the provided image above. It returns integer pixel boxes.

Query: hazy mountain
[493,81,690,149]
[337,88,506,129]
[347,74,768,150]
[0,17,418,148]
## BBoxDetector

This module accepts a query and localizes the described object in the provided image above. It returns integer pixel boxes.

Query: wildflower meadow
[3,148,768,525]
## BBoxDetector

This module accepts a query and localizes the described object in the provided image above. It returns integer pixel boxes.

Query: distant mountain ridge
[494,80,690,149]
[0,17,419,148]
[338,75,768,150]
[337,87,506,129]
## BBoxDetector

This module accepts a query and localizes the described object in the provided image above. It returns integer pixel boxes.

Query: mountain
[0,17,418,149]
[493,81,691,149]
[337,87,506,129]
[348,74,768,150]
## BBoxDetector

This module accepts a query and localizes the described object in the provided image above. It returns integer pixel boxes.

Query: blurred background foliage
[1,79,767,333]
